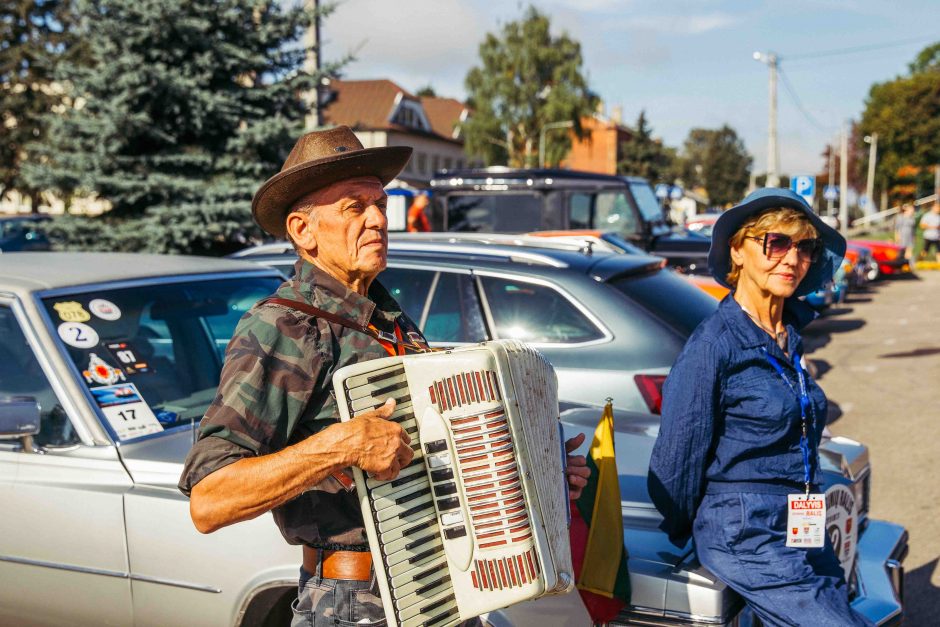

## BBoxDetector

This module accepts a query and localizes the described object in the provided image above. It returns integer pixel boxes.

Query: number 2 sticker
[58,322,99,349]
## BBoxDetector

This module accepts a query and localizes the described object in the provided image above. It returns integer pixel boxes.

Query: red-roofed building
[323,79,470,184]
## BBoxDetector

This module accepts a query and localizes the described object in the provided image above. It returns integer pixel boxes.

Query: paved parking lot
[802,271,940,625]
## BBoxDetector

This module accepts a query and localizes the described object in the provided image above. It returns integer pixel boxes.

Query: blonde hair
[725,207,818,288]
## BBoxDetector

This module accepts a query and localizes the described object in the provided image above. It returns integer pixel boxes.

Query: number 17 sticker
[89,383,163,440]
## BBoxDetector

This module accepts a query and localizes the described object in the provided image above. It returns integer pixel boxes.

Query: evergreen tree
[678,125,751,206]
[616,110,677,184]
[25,0,331,254]
[0,0,84,210]
[463,6,597,168]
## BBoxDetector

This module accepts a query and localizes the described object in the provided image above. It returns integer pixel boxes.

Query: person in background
[648,188,872,626]
[894,203,916,261]
[407,192,432,232]
[919,202,940,262]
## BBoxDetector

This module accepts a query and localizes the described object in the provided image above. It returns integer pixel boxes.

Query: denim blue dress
[648,294,872,627]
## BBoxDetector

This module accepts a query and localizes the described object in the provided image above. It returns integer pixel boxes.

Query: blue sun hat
[707,188,846,297]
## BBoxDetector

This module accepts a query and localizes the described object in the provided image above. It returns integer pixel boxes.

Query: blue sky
[324,0,939,178]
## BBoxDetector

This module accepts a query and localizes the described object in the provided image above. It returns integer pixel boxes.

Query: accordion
[333,340,574,627]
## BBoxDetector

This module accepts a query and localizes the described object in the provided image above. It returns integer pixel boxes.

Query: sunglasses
[745,232,823,262]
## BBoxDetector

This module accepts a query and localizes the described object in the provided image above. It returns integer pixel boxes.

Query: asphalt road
[801,271,940,625]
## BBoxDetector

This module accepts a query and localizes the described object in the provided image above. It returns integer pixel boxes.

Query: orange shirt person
[407,193,432,232]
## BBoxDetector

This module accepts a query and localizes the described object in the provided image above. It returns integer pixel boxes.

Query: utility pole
[827,140,836,216]
[753,51,780,187]
[863,132,878,215]
[539,120,574,168]
[304,0,322,130]
[839,122,849,234]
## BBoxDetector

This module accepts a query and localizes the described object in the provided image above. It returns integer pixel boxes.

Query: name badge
[786,494,826,548]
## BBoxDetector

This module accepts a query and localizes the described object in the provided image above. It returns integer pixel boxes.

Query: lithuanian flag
[570,400,631,624]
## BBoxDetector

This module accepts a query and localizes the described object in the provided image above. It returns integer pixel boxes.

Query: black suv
[427,167,711,273]
[0,215,51,252]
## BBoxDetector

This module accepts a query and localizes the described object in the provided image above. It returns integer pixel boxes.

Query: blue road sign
[790,175,815,207]
[823,185,839,201]
[655,184,670,199]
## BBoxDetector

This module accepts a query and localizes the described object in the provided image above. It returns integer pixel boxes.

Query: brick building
[561,112,635,175]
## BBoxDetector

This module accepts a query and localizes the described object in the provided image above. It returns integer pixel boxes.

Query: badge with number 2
[786,494,826,548]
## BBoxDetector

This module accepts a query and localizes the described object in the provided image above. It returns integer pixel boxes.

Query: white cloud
[617,12,741,34]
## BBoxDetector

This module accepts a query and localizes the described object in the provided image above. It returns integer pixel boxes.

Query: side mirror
[0,397,41,448]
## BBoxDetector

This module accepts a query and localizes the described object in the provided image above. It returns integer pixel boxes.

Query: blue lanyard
[762,348,816,495]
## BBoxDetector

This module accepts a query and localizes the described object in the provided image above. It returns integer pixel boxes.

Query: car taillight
[634,374,667,414]
[884,248,899,260]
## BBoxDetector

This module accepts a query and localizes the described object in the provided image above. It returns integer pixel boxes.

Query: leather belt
[302,546,372,582]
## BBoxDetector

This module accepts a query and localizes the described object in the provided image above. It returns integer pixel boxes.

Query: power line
[785,34,935,61]
[777,66,831,132]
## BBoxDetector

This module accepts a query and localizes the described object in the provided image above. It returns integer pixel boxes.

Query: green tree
[616,110,678,184]
[679,126,752,206]
[859,42,940,202]
[462,6,597,167]
[0,0,84,210]
[25,0,332,254]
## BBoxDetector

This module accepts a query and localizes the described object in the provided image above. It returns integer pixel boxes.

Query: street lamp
[863,133,878,215]
[539,120,574,168]
[753,51,780,187]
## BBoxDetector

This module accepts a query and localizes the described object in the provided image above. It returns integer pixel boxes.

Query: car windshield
[629,182,666,223]
[43,275,281,442]
[447,193,542,232]
[610,268,718,337]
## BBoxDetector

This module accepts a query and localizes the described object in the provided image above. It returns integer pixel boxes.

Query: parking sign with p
[790,175,816,209]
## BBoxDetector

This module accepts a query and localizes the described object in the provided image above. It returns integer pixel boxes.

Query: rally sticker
[825,484,859,578]
[90,383,163,440]
[83,352,127,386]
[89,299,122,321]
[58,321,99,349]
[786,493,826,548]
[54,301,91,322]
[105,341,151,375]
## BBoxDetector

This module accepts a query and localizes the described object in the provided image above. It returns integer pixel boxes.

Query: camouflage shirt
[178,258,429,549]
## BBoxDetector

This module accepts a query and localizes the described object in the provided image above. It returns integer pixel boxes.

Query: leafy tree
[462,6,597,167]
[678,126,752,206]
[616,110,678,184]
[0,0,84,210]
[415,84,437,98]
[25,0,333,254]
[859,42,940,202]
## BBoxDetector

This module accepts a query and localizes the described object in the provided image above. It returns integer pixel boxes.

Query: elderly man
[179,126,589,626]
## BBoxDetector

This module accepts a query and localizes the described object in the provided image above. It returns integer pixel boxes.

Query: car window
[479,276,604,344]
[424,272,487,343]
[593,190,639,236]
[446,193,543,232]
[0,306,80,448]
[43,276,281,441]
[629,181,666,223]
[609,268,718,337]
[569,193,591,229]
[378,267,436,323]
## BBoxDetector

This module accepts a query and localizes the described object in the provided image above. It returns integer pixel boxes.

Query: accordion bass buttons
[418,405,474,572]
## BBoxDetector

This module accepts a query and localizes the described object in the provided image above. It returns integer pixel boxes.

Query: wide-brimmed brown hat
[251,126,412,237]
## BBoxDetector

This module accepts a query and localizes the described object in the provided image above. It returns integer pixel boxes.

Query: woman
[648,188,871,626]
[894,203,916,262]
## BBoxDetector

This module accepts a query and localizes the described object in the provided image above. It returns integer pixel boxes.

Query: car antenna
[580,240,594,256]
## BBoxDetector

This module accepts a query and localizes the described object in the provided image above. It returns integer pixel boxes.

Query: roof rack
[388,240,570,268]
[388,232,612,255]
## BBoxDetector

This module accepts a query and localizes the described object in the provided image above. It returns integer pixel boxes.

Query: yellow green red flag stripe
[571,400,631,622]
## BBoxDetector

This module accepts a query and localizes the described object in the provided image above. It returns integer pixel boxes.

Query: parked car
[234,235,720,414]
[0,214,51,252]
[849,240,912,279]
[0,252,907,626]
[427,168,713,274]
[844,244,875,290]
[685,214,719,238]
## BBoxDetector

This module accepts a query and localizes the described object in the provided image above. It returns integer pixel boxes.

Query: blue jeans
[693,492,874,627]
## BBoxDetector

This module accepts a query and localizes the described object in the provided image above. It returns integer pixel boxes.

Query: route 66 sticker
[58,321,100,349]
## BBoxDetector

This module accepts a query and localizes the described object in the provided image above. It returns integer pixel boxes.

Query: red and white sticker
[83,352,127,386]
[786,493,827,548]
[89,298,121,321]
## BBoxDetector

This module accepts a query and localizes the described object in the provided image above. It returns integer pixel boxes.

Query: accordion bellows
[333,340,574,627]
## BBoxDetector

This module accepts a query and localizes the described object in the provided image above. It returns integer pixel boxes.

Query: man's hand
[341,398,414,481]
[564,432,591,501]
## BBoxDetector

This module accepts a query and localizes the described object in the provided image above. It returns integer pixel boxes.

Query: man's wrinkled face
[288,176,388,284]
